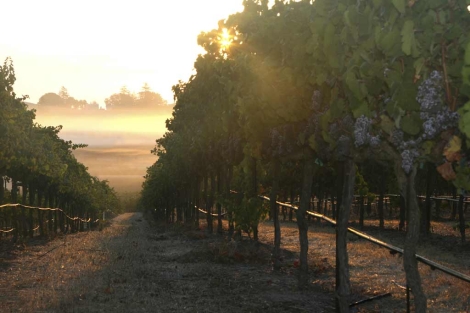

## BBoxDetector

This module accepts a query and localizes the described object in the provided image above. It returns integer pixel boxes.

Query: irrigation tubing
[258,195,470,285]
[0,203,92,223]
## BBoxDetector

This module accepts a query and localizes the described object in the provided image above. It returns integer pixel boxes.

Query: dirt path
[3,213,467,312]
[0,213,334,312]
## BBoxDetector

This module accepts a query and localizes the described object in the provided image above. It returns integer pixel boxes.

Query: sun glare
[220,28,232,50]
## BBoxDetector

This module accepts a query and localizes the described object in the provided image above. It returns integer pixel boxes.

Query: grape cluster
[353,115,380,147]
[370,136,381,147]
[387,71,461,173]
[421,118,438,140]
[317,114,355,143]
[416,71,459,140]
[341,115,354,131]
[269,125,295,157]
[401,149,420,174]
[311,90,322,111]
[390,129,404,147]
[416,71,443,112]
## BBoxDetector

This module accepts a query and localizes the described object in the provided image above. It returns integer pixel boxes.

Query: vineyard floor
[257,218,470,312]
[1,213,469,312]
[0,213,334,312]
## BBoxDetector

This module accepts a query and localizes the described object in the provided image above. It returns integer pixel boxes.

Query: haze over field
[33,107,170,192]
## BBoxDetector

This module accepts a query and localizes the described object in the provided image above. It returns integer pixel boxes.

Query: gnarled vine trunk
[335,158,355,312]
[396,162,427,312]
[270,159,281,271]
[296,157,314,289]
[217,171,223,234]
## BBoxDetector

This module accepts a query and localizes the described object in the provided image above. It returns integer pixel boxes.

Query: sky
[0,0,245,105]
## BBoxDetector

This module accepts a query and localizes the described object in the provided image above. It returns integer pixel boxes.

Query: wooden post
[399,195,406,231]
[217,171,223,234]
[28,183,35,238]
[54,210,58,234]
[378,171,385,230]
[458,194,466,243]
[359,196,365,229]
[21,185,28,238]
[38,209,44,237]
[11,180,19,241]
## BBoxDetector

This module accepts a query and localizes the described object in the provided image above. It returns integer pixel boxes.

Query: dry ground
[1,213,469,312]
[0,213,333,312]
[258,219,470,312]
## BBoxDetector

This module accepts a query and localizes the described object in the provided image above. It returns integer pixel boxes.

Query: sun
[219,28,232,50]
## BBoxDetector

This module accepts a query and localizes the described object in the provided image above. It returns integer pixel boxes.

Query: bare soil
[1,213,469,312]
[0,213,333,312]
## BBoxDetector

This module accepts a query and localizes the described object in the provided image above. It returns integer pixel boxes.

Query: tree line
[36,84,170,112]
[140,1,470,311]
[0,57,120,239]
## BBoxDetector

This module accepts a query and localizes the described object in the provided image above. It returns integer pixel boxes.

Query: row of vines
[0,58,119,240]
[140,0,470,311]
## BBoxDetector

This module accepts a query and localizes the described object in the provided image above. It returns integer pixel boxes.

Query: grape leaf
[380,115,395,135]
[392,0,405,13]
[372,0,383,8]
[458,101,470,138]
[464,42,470,65]
[422,141,435,155]
[401,20,414,56]
[443,136,462,162]
[352,101,371,118]
[400,112,422,135]
[345,71,363,99]
[330,99,346,119]
[413,57,425,77]
[378,28,402,57]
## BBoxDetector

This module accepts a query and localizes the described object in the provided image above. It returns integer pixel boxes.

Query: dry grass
[0,214,335,312]
[1,214,468,312]
[0,215,137,312]
[254,219,470,313]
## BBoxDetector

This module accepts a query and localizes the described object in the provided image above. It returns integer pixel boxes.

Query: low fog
[32,106,171,192]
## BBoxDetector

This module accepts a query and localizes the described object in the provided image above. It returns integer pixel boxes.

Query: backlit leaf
[401,20,414,56]
[392,0,405,13]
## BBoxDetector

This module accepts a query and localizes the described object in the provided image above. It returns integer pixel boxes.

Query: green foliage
[141,0,470,229]
[232,196,267,238]
[454,162,470,193]
[400,112,422,135]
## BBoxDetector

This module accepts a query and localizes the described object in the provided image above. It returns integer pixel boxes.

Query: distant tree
[87,101,100,110]
[137,83,167,107]
[67,97,87,110]
[38,87,88,110]
[58,86,69,101]
[38,92,64,106]
[120,86,131,95]
[104,86,136,110]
